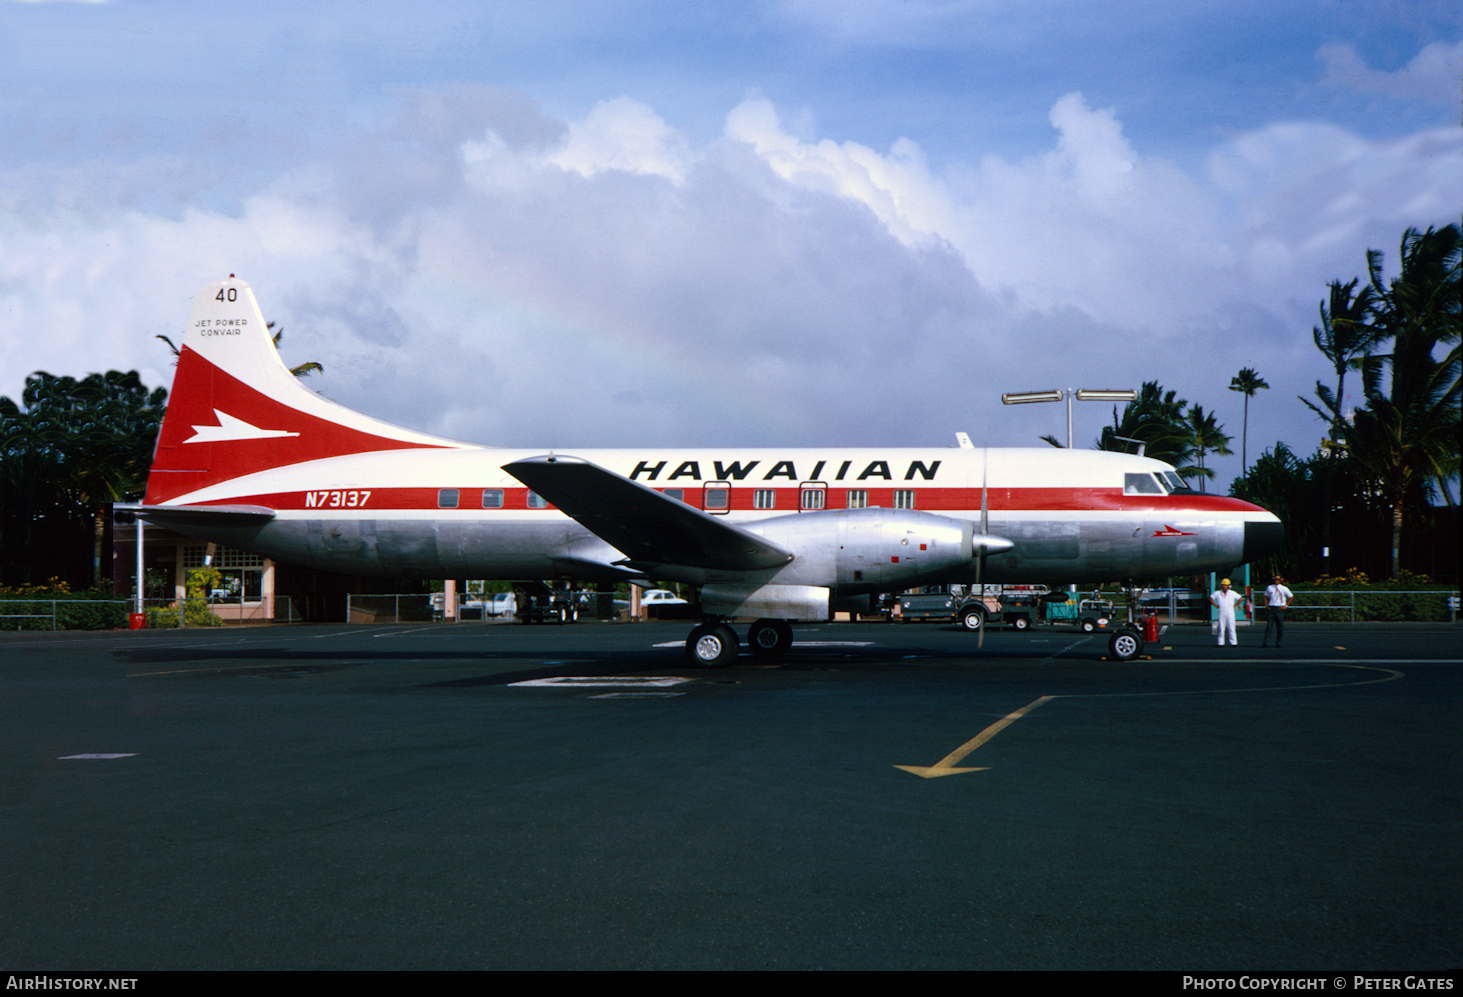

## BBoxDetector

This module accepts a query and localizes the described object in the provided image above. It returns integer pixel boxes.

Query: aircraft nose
[1243,518,1284,565]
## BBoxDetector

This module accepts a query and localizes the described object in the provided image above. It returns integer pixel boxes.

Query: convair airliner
[129,278,1283,665]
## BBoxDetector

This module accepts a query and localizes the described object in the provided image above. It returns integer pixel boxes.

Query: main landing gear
[684,618,794,667]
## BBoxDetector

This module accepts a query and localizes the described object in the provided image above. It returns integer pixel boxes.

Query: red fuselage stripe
[150,486,1265,515]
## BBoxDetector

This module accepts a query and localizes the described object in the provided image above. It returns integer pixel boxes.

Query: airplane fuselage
[156,444,1272,590]
[130,277,1283,658]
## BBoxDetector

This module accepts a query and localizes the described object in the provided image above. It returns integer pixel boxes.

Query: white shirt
[1265,584,1293,607]
[1211,589,1244,616]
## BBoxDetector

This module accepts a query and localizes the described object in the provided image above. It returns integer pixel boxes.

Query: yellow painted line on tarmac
[897,664,1405,779]
[895,695,1056,778]
[130,663,297,677]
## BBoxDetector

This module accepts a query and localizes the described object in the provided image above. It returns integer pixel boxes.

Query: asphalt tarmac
[1,619,1458,970]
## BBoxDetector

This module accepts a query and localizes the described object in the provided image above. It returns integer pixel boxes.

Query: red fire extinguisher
[1142,613,1159,643]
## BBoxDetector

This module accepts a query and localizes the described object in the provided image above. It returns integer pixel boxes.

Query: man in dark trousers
[1262,574,1293,647]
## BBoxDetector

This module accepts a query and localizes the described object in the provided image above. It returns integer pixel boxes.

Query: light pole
[1001,388,1137,448]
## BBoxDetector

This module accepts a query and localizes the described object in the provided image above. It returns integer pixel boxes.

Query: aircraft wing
[121,504,277,528]
[502,455,793,571]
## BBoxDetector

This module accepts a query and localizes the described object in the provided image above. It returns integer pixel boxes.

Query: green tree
[1301,278,1382,430]
[1095,381,1198,477]
[1345,224,1460,576]
[1230,443,1323,580]
[1300,278,1385,573]
[0,371,167,586]
[1184,404,1232,492]
[1228,367,1269,479]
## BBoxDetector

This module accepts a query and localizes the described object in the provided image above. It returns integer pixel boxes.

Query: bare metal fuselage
[154,445,1273,592]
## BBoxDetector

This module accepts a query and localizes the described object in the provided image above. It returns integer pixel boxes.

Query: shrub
[0,584,129,630]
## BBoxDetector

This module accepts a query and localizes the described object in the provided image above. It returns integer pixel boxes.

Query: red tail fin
[144,278,465,505]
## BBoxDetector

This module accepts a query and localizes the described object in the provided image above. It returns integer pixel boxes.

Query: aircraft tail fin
[144,277,466,505]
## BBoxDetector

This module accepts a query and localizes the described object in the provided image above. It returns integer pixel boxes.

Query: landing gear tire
[1108,629,1143,662]
[747,618,793,657]
[686,623,738,668]
[1013,616,1030,631]
[960,608,985,632]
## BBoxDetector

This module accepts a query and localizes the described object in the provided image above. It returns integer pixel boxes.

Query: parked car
[639,589,688,605]
[481,592,516,617]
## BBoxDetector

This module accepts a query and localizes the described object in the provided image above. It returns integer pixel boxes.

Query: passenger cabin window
[437,488,459,509]
[753,489,776,510]
[662,488,684,502]
[800,488,825,510]
[894,489,916,509]
[481,488,504,508]
[1123,473,1164,495]
[704,486,729,511]
[526,491,549,509]
[846,489,868,509]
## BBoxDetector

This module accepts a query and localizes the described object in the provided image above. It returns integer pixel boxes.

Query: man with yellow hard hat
[1210,577,1245,647]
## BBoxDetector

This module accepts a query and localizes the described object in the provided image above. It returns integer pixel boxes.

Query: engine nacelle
[748,507,976,593]
[700,583,832,622]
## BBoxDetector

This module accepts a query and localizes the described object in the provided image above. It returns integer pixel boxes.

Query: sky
[1,0,1459,493]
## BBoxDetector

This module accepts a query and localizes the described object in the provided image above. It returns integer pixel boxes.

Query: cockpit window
[1124,473,1164,495]
[1162,471,1186,492]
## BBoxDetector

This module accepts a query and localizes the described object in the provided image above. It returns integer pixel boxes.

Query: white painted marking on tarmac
[652,640,874,648]
[510,676,693,688]
[59,754,136,760]
[1158,658,1457,665]
[588,691,688,699]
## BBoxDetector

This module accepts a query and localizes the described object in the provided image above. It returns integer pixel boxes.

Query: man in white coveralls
[1210,578,1246,646]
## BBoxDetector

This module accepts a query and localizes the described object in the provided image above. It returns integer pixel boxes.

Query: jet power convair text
[128,278,1283,665]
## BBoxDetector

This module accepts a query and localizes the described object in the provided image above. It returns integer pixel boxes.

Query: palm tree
[1345,224,1461,576]
[1228,367,1269,479]
[1301,278,1382,427]
[1095,381,1202,479]
[1300,278,1384,573]
[1184,404,1232,492]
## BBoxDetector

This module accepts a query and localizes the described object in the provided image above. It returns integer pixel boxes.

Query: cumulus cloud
[1318,40,1463,102]
[725,98,956,249]
[726,92,1217,329]
[1,85,1459,483]
[547,97,692,183]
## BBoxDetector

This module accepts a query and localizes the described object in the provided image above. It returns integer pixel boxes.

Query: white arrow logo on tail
[184,409,301,443]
